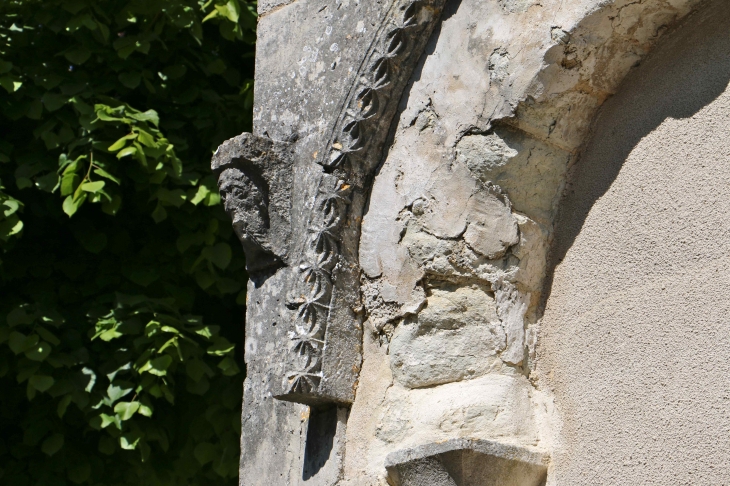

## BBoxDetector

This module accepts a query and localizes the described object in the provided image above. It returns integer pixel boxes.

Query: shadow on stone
[302,407,338,480]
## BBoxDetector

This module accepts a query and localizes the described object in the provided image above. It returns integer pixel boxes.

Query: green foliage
[0,0,256,484]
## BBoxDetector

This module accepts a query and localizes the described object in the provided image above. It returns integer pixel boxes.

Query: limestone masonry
[213,0,730,483]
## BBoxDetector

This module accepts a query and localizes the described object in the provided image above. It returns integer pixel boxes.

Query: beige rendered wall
[537,3,730,484]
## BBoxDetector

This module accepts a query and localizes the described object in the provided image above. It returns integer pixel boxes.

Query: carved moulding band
[321,0,446,174]
[280,0,448,406]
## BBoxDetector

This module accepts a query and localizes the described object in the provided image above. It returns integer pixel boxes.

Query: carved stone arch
[504,0,707,154]
[213,0,722,484]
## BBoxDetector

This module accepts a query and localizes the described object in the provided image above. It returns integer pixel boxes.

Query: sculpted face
[220,168,269,242]
[218,167,278,273]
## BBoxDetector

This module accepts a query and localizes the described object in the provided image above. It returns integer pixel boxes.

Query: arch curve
[503,0,707,153]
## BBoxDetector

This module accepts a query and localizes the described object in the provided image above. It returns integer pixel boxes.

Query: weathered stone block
[390,283,505,388]
[212,133,293,274]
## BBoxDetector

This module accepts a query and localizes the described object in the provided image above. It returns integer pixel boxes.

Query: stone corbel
[212,133,293,275]
[385,439,549,486]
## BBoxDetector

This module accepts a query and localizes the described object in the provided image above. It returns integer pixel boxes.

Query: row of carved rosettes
[323,0,439,174]
[282,0,446,402]
[284,175,352,395]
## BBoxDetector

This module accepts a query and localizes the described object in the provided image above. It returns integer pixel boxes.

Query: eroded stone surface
[456,128,572,226]
[390,283,505,388]
[344,0,704,483]
[212,134,294,274]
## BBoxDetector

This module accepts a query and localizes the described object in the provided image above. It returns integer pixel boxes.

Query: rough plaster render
[211,0,729,483]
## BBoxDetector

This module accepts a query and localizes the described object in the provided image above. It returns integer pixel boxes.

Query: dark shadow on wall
[541,0,730,310]
[302,406,338,480]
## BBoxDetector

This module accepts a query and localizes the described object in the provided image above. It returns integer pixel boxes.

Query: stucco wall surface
[537,2,730,484]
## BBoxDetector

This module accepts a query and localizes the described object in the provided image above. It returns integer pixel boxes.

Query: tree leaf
[193,442,216,465]
[57,395,73,418]
[7,305,33,327]
[128,109,159,127]
[8,332,38,354]
[41,433,64,456]
[151,202,167,223]
[63,46,92,65]
[114,401,140,421]
[0,75,22,93]
[62,194,86,216]
[106,382,133,403]
[73,226,108,253]
[96,20,110,41]
[81,367,96,392]
[81,181,105,193]
[189,184,210,205]
[194,325,219,339]
[138,402,153,417]
[156,188,186,207]
[217,356,240,376]
[25,341,52,361]
[41,92,67,112]
[108,133,136,151]
[146,355,173,376]
[66,14,96,33]
[67,462,91,484]
[29,374,55,392]
[121,266,159,286]
[116,146,137,159]
[202,9,220,22]
[60,173,79,196]
[120,432,141,450]
[207,59,227,75]
[162,64,187,80]
[202,242,232,270]
[93,167,121,184]
[185,358,213,382]
[102,194,122,215]
[36,326,61,346]
[206,339,234,356]
[99,413,121,430]
[118,72,141,89]
[136,129,157,148]
[0,200,19,218]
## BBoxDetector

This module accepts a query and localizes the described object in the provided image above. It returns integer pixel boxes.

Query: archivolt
[502,0,707,153]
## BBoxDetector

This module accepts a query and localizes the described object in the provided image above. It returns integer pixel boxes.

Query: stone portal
[212,0,727,484]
